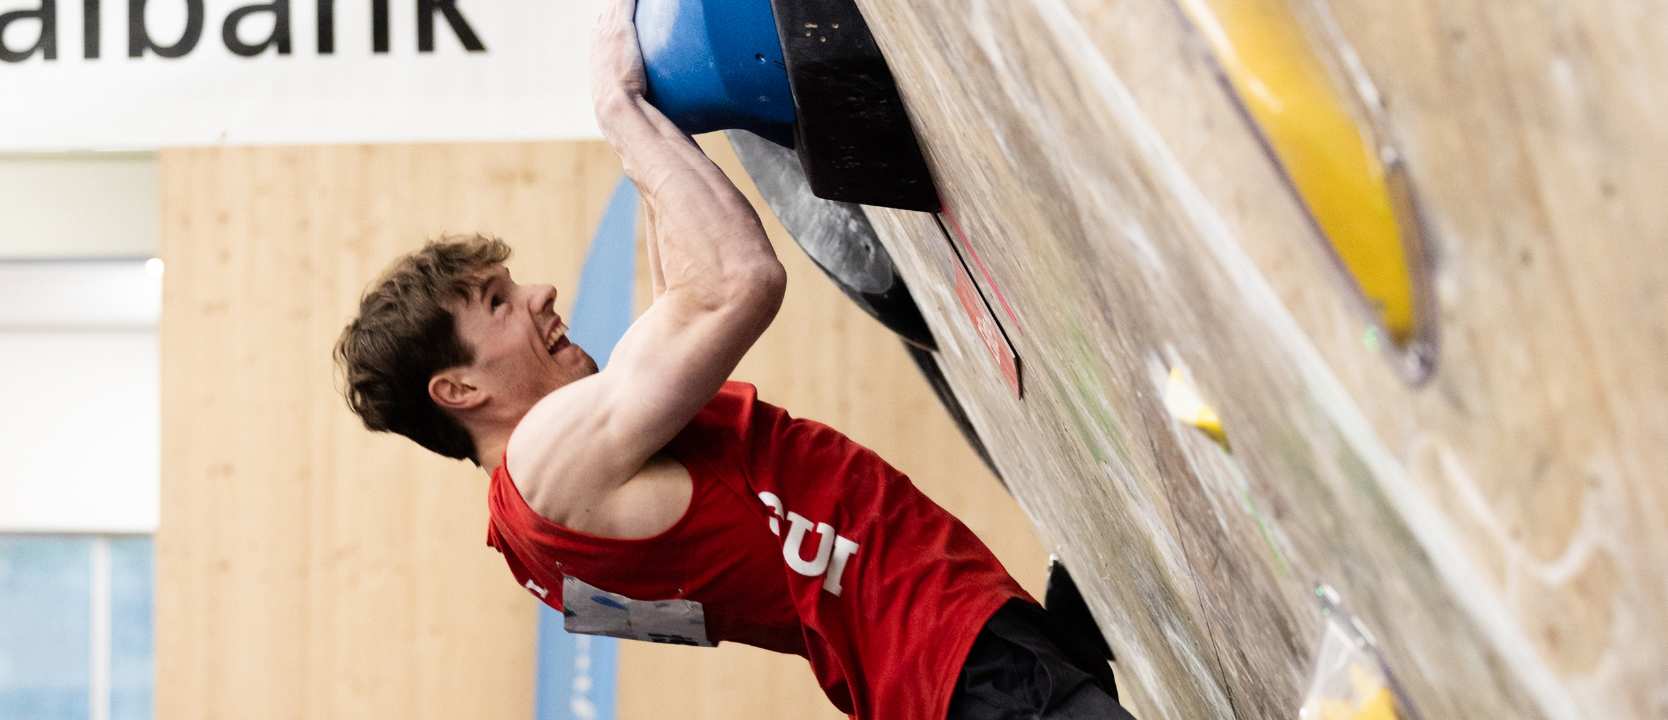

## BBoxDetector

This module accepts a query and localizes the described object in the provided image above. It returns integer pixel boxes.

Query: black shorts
[946,599,1136,720]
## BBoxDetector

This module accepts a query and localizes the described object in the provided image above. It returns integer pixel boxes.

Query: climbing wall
[845,0,1668,718]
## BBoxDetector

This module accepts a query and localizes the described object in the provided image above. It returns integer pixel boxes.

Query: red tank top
[486,381,1029,719]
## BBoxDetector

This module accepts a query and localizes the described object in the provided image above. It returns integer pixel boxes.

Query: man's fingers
[597,0,637,29]
[589,0,650,119]
[591,0,639,56]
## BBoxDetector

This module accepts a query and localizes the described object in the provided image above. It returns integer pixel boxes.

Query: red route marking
[953,253,1023,398]
[937,216,1022,399]
[939,209,1021,333]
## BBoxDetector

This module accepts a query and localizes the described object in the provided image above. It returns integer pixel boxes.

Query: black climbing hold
[728,129,937,351]
[1045,557,1116,663]
[763,0,942,211]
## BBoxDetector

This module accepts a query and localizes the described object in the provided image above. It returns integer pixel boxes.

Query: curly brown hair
[334,234,512,464]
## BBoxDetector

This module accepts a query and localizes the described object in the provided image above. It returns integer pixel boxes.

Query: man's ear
[429,368,485,411]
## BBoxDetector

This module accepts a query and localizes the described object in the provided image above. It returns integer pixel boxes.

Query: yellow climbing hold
[1299,606,1408,720]
[1303,678,1400,720]
[1350,687,1401,720]
[1164,366,1228,449]
[1176,0,1419,344]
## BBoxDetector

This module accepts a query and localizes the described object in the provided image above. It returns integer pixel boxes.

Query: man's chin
[560,344,599,377]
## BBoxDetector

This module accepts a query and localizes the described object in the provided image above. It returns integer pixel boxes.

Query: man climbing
[333,0,1133,717]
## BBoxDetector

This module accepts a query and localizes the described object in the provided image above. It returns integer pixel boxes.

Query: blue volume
[635,0,796,147]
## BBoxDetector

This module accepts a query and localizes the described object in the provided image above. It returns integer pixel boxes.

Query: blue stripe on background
[566,176,642,369]
[534,625,619,720]
[533,174,639,720]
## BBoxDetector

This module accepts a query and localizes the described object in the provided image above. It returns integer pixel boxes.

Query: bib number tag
[561,576,713,647]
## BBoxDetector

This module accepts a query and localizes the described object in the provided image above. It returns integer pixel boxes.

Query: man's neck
[473,426,514,476]
[465,399,538,475]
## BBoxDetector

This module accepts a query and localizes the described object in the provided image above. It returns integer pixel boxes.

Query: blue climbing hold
[635,0,796,147]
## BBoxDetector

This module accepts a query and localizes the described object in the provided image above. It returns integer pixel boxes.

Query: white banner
[0,0,606,150]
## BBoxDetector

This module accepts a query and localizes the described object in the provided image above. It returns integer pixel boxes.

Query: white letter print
[823,537,859,596]
[782,511,835,577]
[759,491,784,536]
[759,493,860,597]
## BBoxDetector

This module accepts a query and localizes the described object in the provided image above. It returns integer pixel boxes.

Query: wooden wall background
[156,137,1046,718]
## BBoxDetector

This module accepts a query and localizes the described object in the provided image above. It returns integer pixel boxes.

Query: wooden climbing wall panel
[852,0,1668,718]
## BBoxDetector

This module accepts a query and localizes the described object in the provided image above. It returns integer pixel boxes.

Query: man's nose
[530,284,558,311]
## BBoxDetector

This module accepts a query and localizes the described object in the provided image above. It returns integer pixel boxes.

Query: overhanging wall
[852,0,1668,717]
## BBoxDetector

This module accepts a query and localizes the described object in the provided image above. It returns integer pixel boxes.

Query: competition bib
[561,576,713,647]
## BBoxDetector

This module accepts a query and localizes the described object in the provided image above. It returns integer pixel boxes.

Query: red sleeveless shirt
[486,381,1029,719]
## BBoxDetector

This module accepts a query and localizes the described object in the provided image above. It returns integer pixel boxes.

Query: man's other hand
[590,0,649,120]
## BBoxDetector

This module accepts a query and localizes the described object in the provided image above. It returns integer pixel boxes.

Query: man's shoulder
[714,379,758,405]
[504,379,759,513]
[663,380,760,453]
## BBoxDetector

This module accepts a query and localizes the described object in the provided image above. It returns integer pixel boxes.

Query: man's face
[448,265,599,411]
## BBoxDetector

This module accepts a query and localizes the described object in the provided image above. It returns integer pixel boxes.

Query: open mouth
[545,319,570,355]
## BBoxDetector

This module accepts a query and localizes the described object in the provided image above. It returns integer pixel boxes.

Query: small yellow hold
[1351,688,1400,720]
[1306,688,1399,720]
[1301,663,1403,720]
[1164,366,1229,449]
[1310,698,1355,720]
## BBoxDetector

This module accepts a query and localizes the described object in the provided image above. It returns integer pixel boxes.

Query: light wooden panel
[614,135,1051,720]
[849,0,1668,718]
[157,142,623,720]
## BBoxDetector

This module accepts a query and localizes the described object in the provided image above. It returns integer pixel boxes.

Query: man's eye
[490,295,504,309]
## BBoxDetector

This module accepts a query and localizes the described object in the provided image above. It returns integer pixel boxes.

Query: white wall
[0,262,162,533]
[0,0,605,150]
[0,156,160,534]
[0,154,158,259]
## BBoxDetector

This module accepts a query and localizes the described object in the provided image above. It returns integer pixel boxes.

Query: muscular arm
[504,0,785,538]
[643,199,667,299]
